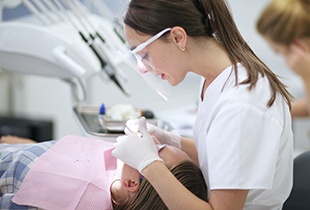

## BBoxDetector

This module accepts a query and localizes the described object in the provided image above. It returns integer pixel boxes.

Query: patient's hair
[112,160,208,210]
[256,0,310,44]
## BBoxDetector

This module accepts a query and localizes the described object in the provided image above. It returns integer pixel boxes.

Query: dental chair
[283,151,310,210]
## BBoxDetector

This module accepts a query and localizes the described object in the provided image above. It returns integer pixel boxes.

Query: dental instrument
[63,0,128,95]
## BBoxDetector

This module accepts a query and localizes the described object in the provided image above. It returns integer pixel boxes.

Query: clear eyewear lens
[133,54,142,61]
[131,28,172,72]
[116,41,172,101]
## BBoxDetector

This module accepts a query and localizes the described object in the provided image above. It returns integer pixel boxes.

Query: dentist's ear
[171,27,188,52]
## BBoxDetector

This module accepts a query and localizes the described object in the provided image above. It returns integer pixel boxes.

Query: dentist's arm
[113,117,247,210]
[142,161,248,210]
[179,136,199,165]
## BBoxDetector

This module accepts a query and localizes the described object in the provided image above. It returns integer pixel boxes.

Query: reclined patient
[0,134,208,210]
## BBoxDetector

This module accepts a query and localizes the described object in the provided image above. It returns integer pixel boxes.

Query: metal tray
[73,105,171,139]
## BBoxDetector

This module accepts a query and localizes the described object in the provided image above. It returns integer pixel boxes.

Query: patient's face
[111,143,191,206]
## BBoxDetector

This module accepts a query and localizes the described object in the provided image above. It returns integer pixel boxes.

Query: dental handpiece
[126,119,142,137]
[79,32,128,96]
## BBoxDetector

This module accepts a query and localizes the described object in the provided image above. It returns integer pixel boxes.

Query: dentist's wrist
[139,158,164,174]
[167,132,181,149]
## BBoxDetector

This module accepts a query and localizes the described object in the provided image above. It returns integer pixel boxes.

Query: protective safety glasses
[116,28,172,101]
[131,28,172,54]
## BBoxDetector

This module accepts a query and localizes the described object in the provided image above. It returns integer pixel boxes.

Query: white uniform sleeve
[206,102,283,190]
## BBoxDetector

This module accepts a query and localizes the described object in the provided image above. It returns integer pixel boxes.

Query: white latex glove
[112,117,163,173]
[125,118,181,149]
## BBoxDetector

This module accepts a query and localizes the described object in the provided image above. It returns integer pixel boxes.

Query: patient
[0,135,208,209]
[0,135,36,144]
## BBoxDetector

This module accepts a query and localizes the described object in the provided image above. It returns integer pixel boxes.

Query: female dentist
[112,0,294,209]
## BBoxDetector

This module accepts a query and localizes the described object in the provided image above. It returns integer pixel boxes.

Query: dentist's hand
[147,123,181,148]
[125,118,181,149]
[112,117,163,173]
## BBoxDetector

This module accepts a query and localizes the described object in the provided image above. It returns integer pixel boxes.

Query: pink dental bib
[12,135,117,210]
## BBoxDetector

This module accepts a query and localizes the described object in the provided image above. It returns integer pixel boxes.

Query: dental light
[0,0,128,103]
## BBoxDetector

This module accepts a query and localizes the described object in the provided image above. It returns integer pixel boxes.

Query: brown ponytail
[200,0,293,107]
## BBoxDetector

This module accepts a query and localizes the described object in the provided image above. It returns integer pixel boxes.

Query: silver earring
[180,47,186,51]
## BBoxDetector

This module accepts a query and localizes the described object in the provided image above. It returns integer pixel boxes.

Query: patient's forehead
[158,145,191,168]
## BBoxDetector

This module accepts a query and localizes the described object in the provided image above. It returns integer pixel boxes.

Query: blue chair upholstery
[283,151,310,210]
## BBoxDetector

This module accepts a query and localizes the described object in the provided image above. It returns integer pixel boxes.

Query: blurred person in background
[256,0,310,117]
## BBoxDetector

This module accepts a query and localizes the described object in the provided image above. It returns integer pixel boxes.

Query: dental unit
[0,0,171,141]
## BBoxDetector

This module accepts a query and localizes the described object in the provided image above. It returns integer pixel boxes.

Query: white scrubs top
[193,64,293,210]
